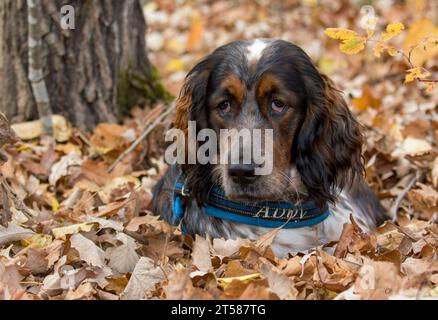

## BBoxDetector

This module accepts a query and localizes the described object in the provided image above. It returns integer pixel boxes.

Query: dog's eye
[217,100,231,113]
[271,99,287,113]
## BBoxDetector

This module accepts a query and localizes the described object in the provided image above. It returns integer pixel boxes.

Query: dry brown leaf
[0,223,34,246]
[162,267,191,300]
[49,150,83,186]
[212,237,250,257]
[65,282,96,300]
[354,260,402,299]
[52,222,96,240]
[0,262,24,298]
[121,257,164,300]
[260,261,298,300]
[334,216,376,258]
[106,233,139,274]
[407,182,438,210]
[70,233,105,268]
[192,235,212,272]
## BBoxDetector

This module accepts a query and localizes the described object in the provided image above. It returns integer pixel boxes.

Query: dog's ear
[174,65,212,134]
[173,61,214,203]
[294,71,363,208]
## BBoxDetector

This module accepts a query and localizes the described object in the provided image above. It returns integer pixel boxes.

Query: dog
[152,39,388,257]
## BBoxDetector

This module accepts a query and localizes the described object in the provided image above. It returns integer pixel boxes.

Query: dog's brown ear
[172,64,214,204]
[174,83,192,133]
[294,71,363,208]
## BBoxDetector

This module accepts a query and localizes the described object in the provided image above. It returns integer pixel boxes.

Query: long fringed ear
[173,67,211,133]
[294,72,363,208]
[173,82,192,136]
[172,65,213,204]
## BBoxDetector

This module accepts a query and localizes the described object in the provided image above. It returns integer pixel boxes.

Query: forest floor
[0,0,437,299]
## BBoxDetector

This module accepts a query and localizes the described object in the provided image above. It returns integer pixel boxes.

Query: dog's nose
[229,163,257,184]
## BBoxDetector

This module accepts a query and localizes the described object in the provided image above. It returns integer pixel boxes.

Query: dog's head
[174,39,363,208]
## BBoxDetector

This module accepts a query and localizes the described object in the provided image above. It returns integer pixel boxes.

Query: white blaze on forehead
[246,39,268,63]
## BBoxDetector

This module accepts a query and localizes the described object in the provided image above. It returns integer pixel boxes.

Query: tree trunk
[0,0,170,130]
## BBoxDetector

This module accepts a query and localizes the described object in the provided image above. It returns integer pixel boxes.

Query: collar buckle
[181,184,190,197]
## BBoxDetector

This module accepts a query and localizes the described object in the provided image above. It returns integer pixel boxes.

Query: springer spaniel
[152,39,388,257]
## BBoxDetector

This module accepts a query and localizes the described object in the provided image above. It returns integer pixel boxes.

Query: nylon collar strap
[172,180,330,230]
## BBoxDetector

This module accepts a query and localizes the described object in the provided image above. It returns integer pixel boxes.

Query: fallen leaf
[52,222,97,240]
[49,150,83,186]
[260,262,298,300]
[106,233,140,274]
[352,85,381,111]
[65,282,96,300]
[391,137,432,157]
[0,223,34,246]
[354,260,401,299]
[70,233,105,268]
[217,273,262,289]
[212,238,250,257]
[0,262,24,298]
[21,234,53,248]
[192,235,212,272]
[334,216,376,258]
[121,257,164,300]
[24,248,49,275]
[431,156,438,187]
[186,14,204,52]
[11,115,72,142]
[105,275,129,295]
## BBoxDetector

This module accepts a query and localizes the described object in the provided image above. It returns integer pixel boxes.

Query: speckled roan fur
[152,39,388,257]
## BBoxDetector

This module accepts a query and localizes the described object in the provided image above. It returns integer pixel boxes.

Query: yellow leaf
[17,145,30,151]
[44,193,60,212]
[166,38,185,54]
[11,115,72,142]
[52,222,97,240]
[55,143,82,156]
[425,81,436,92]
[217,273,261,289]
[405,67,430,83]
[403,19,438,66]
[373,42,385,58]
[165,58,185,72]
[373,42,398,57]
[339,36,367,54]
[21,234,53,248]
[105,276,129,295]
[387,45,398,56]
[324,28,358,40]
[382,22,405,41]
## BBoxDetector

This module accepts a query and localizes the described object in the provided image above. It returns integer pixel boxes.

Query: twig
[386,221,418,242]
[390,173,418,223]
[107,104,175,173]
[1,179,10,226]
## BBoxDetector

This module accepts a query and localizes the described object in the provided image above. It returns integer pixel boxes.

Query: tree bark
[0,0,170,130]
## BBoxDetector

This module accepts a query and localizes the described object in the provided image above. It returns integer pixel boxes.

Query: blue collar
[171,180,330,231]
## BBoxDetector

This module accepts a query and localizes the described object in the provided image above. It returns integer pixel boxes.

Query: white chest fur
[220,191,373,257]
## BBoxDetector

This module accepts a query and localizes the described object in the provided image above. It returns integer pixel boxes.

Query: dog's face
[174,39,363,208]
